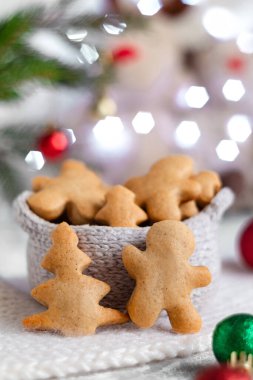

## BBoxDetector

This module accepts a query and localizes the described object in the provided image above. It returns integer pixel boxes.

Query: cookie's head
[150,155,194,180]
[146,220,195,258]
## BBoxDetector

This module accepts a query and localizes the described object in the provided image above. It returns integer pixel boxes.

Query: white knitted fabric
[1,259,253,380]
[14,188,234,311]
[0,188,234,380]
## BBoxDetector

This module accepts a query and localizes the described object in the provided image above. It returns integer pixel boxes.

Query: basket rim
[14,188,234,234]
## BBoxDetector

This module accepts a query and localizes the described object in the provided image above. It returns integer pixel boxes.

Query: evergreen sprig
[0,7,144,201]
[0,125,38,155]
[0,11,84,101]
[0,125,40,201]
[0,159,25,202]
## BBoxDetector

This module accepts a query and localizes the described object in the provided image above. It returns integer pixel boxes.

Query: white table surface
[0,198,251,380]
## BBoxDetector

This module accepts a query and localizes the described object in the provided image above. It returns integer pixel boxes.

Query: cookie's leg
[127,286,161,328]
[167,301,202,334]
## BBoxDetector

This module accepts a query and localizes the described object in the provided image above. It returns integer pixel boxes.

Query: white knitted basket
[14,188,234,311]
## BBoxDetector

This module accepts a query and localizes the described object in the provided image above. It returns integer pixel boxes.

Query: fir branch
[0,125,40,200]
[0,88,19,101]
[0,125,38,155]
[0,54,83,91]
[0,159,24,201]
[0,12,36,57]
[0,11,85,101]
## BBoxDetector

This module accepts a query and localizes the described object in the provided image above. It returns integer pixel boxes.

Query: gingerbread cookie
[27,159,108,224]
[193,171,222,207]
[23,222,128,336]
[125,155,202,222]
[95,185,148,227]
[122,220,211,333]
[180,201,199,220]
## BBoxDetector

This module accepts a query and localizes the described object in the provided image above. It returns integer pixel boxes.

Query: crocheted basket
[14,188,234,311]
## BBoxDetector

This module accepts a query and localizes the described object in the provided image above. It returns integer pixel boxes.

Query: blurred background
[1,3,253,376]
[1,0,253,211]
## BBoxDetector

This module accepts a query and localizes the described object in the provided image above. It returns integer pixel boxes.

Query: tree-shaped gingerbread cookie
[122,220,211,333]
[95,185,148,227]
[27,159,108,224]
[23,222,128,336]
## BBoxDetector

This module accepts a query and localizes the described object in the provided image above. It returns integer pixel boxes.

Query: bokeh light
[184,86,209,109]
[137,0,162,16]
[175,121,201,148]
[92,116,128,152]
[25,151,45,170]
[202,7,240,40]
[227,115,252,143]
[216,140,240,162]
[222,79,245,102]
[132,112,155,134]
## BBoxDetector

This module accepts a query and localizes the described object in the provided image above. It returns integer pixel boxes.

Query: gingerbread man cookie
[180,201,199,220]
[193,171,222,207]
[27,159,108,224]
[179,171,221,219]
[95,185,148,227]
[23,222,128,336]
[122,220,211,333]
[125,155,201,222]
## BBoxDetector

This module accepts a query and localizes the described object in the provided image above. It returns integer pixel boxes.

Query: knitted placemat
[1,262,253,380]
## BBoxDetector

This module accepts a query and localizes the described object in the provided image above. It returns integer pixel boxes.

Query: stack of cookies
[22,155,222,337]
[27,155,222,227]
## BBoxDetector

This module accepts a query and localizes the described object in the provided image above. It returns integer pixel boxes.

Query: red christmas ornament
[239,220,253,268]
[112,45,139,63]
[161,0,189,17]
[38,130,69,160]
[196,365,251,380]
[226,57,245,73]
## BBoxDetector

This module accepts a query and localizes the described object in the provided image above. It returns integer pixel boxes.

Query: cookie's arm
[193,171,221,204]
[32,176,52,191]
[189,266,211,289]
[180,179,201,201]
[122,245,145,279]
[27,188,67,221]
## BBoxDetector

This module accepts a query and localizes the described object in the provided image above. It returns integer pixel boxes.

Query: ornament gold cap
[90,94,117,120]
[229,351,253,374]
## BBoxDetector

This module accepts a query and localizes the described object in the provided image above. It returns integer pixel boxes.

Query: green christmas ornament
[212,314,253,363]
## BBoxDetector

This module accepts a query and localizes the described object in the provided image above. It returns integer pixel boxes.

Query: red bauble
[239,220,253,268]
[161,0,189,16]
[38,130,69,160]
[226,57,245,73]
[112,45,139,63]
[196,365,250,380]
